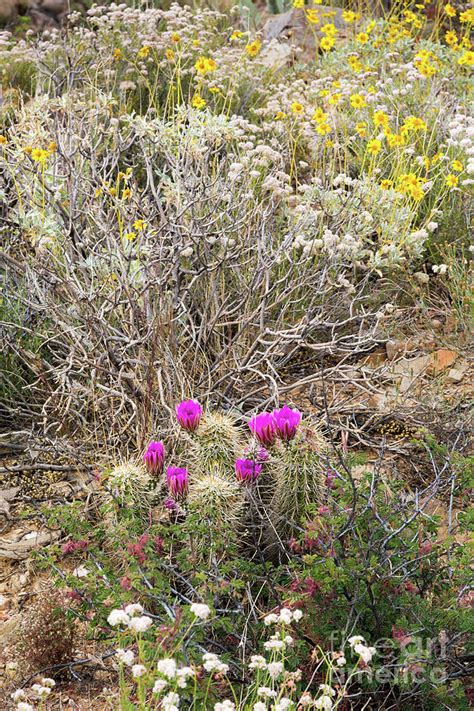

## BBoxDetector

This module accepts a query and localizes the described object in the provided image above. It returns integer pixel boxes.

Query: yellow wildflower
[444,3,456,17]
[291,101,304,115]
[31,148,49,164]
[194,56,217,74]
[171,33,181,43]
[373,110,389,128]
[165,49,175,60]
[321,23,337,37]
[316,122,332,135]
[451,160,463,172]
[446,174,458,187]
[0,135,6,145]
[356,32,369,44]
[306,9,320,24]
[350,93,366,109]
[404,116,427,132]
[133,219,147,231]
[137,46,150,59]
[312,108,327,123]
[125,232,137,241]
[320,36,335,51]
[327,93,341,105]
[230,30,244,40]
[293,0,304,8]
[342,10,359,23]
[192,95,206,109]
[460,9,474,22]
[458,51,474,67]
[113,48,122,60]
[380,179,393,190]
[245,39,262,57]
[367,139,382,155]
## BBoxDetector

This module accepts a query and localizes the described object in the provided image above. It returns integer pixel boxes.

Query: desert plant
[13,588,76,676]
[270,425,330,528]
[188,411,244,481]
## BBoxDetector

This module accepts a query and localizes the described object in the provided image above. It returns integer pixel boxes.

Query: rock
[263,6,347,61]
[0,0,15,24]
[428,349,458,375]
[446,363,469,383]
[386,339,409,360]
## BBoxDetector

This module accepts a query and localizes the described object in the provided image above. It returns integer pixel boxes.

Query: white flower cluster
[348,635,377,663]
[202,652,230,674]
[107,603,153,632]
[12,678,56,710]
[190,602,211,620]
[263,607,303,626]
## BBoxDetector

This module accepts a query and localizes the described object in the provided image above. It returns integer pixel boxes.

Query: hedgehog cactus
[188,472,243,525]
[270,425,329,528]
[104,461,152,511]
[188,411,243,480]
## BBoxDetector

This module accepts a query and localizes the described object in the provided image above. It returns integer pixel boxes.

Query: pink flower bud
[143,440,165,474]
[166,467,189,497]
[176,400,202,432]
[248,412,277,446]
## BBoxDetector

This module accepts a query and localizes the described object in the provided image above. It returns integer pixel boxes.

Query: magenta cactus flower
[235,458,263,483]
[248,412,277,446]
[273,405,301,441]
[176,399,203,432]
[143,440,165,474]
[166,467,189,497]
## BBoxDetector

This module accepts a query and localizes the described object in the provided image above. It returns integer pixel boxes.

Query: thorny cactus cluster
[104,400,329,547]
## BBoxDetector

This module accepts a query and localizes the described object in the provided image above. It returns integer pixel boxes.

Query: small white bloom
[264,638,284,651]
[336,656,346,667]
[263,613,279,626]
[17,704,34,711]
[125,603,144,617]
[275,699,293,711]
[348,635,365,647]
[107,609,130,627]
[116,648,135,666]
[11,690,27,702]
[249,654,267,670]
[162,691,180,711]
[132,664,147,678]
[176,666,194,688]
[318,684,336,696]
[267,661,284,679]
[41,678,56,688]
[299,692,314,707]
[214,701,235,711]
[258,686,278,698]
[292,609,303,622]
[190,602,211,620]
[31,684,51,699]
[153,678,168,693]
[278,607,293,625]
[128,615,153,633]
[157,658,177,679]
[253,703,268,711]
[315,695,334,710]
